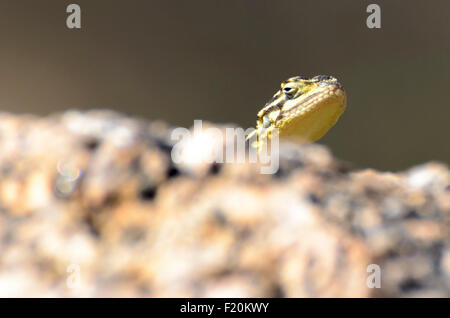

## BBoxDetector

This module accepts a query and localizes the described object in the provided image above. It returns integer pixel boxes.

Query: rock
[0,110,448,297]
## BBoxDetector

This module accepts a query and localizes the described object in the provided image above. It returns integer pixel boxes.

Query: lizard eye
[283,84,298,99]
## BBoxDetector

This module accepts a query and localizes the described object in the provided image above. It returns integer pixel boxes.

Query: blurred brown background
[0,0,448,170]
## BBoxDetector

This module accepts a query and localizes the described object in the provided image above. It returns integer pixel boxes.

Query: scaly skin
[247,75,347,150]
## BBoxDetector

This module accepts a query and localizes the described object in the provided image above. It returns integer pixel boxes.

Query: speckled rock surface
[0,110,448,297]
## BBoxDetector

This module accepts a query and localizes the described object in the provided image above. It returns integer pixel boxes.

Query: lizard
[247,75,347,151]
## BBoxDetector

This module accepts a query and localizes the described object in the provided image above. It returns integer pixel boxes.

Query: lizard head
[248,75,347,150]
